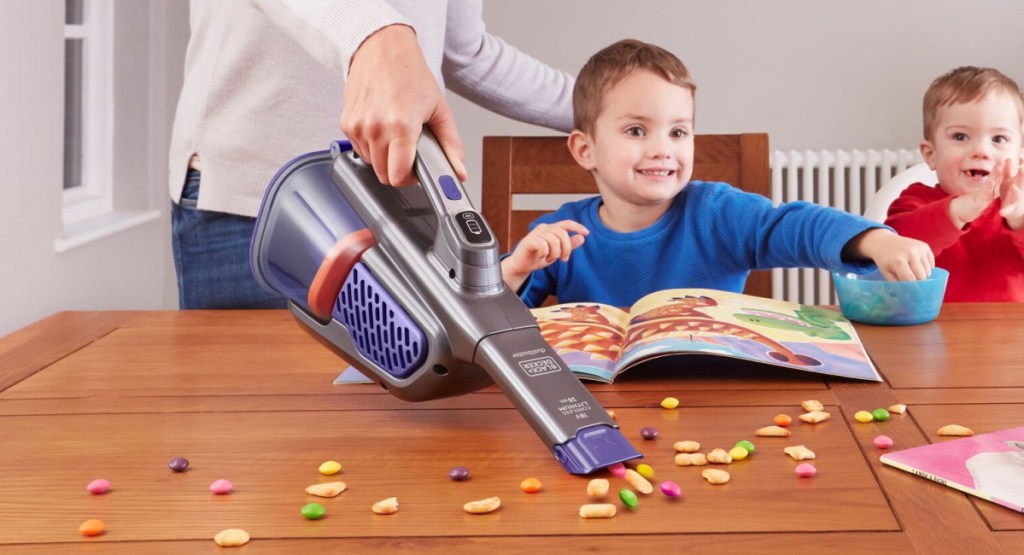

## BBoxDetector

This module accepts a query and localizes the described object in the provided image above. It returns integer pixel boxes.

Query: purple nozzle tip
[553,424,642,475]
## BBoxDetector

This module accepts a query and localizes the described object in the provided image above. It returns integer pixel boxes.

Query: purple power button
[438,175,462,201]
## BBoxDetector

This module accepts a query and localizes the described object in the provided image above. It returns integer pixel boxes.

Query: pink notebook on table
[880,426,1024,513]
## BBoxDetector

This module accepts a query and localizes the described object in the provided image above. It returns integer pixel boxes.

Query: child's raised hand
[500,220,589,290]
[854,229,935,281]
[997,157,1024,230]
[948,163,1001,229]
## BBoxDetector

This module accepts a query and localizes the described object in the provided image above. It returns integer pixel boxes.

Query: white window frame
[63,0,114,226]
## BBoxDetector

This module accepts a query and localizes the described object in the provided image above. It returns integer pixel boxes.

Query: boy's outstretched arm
[842,229,935,281]
[501,220,589,291]
[997,157,1024,231]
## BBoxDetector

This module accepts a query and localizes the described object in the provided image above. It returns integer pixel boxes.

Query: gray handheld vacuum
[249,130,641,474]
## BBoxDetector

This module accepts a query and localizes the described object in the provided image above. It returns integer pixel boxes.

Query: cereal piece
[755,425,792,437]
[213,528,250,547]
[888,404,907,415]
[640,426,659,440]
[701,468,730,484]
[871,408,890,422]
[873,435,894,449]
[301,502,325,520]
[636,463,655,479]
[938,424,974,437]
[773,413,792,427]
[86,479,110,495]
[318,460,342,475]
[579,503,617,519]
[707,448,733,464]
[79,519,104,537]
[673,440,701,453]
[463,496,501,514]
[783,445,816,461]
[728,446,749,460]
[799,410,831,424]
[660,397,680,409]
[587,478,610,500]
[449,465,470,481]
[623,468,654,494]
[801,400,824,412]
[168,457,190,472]
[305,481,347,498]
[372,497,399,515]
[795,463,817,477]
[735,440,756,454]
[674,452,708,466]
[520,477,542,493]
[659,480,681,497]
[210,479,234,494]
[854,410,874,423]
[607,462,626,478]
[619,488,638,508]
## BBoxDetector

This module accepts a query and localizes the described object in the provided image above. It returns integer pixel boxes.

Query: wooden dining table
[1,303,1021,553]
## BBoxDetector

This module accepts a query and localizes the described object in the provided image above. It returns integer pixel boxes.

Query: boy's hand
[997,157,1024,230]
[948,162,1002,229]
[501,220,589,291]
[851,229,935,281]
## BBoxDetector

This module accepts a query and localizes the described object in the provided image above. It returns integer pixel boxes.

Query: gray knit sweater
[168,0,575,217]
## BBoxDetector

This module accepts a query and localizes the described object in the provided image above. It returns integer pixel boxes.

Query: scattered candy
[301,502,326,520]
[938,424,974,437]
[636,463,655,479]
[607,462,626,478]
[449,466,470,481]
[888,404,907,415]
[873,435,894,449]
[79,519,104,537]
[871,408,890,422]
[784,445,816,461]
[801,400,824,412]
[707,448,733,464]
[795,463,817,477]
[463,496,501,514]
[756,425,792,437]
[773,414,793,427]
[210,479,234,494]
[735,440,756,454]
[318,461,342,475]
[854,410,874,423]
[214,528,250,547]
[673,440,701,453]
[587,478,610,500]
[619,488,638,508]
[623,468,654,494]
[579,503,617,518]
[305,481,347,498]
[372,497,399,515]
[520,477,542,493]
[86,479,110,495]
[701,468,730,484]
[799,410,831,424]
[659,480,681,497]
[660,397,680,409]
[674,452,708,466]
[640,426,659,440]
[168,457,190,472]
[728,446,749,460]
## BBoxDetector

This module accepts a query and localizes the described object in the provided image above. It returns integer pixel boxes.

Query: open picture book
[880,426,1024,513]
[530,288,881,383]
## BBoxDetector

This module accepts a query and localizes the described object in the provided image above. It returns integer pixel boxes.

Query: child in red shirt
[886,67,1024,301]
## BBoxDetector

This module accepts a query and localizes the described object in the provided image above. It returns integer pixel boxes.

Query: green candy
[872,408,890,422]
[735,440,756,454]
[619,488,638,509]
[301,502,326,520]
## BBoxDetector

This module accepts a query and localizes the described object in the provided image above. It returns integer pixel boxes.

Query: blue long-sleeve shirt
[517,181,883,308]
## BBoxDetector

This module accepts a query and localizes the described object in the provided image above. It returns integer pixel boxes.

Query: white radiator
[769,149,923,305]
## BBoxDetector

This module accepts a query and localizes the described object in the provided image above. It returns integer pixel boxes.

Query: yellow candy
[660,397,680,410]
[728,446,749,460]
[318,460,342,475]
[636,463,655,479]
[854,411,874,423]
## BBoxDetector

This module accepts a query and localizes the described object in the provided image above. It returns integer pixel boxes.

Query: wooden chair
[481,133,772,298]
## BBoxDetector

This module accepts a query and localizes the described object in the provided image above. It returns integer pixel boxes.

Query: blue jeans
[171,169,287,309]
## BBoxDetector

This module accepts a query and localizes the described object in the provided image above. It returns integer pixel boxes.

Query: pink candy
[86,479,110,494]
[659,480,681,497]
[210,479,234,494]
[795,463,817,478]
[607,462,626,478]
[873,435,894,449]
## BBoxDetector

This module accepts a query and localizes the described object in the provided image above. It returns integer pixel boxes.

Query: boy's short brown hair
[573,39,696,135]
[923,66,1024,141]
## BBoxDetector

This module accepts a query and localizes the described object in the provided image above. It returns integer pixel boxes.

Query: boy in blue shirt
[500,39,935,308]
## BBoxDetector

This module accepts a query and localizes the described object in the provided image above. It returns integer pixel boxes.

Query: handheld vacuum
[249,130,641,474]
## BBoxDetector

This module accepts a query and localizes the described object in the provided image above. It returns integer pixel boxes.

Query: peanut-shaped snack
[784,445,816,461]
[586,478,610,500]
[701,468,731,485]
[798,410,831,424]
[305,481,347,498]
[801,400,824,412]
[706,448,733,464]
[673,440,701,453]
[579,503,617,519]
[937,424,974,437]
[623,469,654,494]
[214,529,250,547]
[756,425,792,437]
[463,496,501,514]
[372,497,399,515]
[674,452,708,466]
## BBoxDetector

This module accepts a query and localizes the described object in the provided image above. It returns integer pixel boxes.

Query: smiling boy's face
[921,90,1024,197]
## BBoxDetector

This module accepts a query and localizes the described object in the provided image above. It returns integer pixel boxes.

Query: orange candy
[79,519,105,537]
[773,413,792,427]
[520,477,542,493]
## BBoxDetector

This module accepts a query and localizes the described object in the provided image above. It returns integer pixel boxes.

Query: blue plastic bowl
[832,268,949,326]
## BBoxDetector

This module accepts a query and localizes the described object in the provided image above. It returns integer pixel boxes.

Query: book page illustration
[533,303,630,382]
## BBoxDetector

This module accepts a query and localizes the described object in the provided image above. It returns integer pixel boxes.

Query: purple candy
[168,457,190,472]
[640,426,659,440]
[449,466,470,481]
[660,480,681,498]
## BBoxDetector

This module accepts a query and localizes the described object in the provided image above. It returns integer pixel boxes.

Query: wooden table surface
[1,305,1022,553]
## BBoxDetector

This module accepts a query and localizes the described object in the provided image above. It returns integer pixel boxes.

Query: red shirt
[885,183,1024,302]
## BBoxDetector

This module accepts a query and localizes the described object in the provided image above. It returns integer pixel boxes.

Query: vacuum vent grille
[334,262,426,378]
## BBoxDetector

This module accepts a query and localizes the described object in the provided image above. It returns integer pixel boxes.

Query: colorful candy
[735,440,756,454]
[795,463,817,477]
[619,488,638,508]
[659,480,681,497]
[301,502,326,520]
[871,408,890,422]
[660,397,680,409]
[449,466,470,481]
[168,457,190,472]
[318,460,342,475]
[773,414,792,427]
[210,479,234,494]
[873,435,894,449]
[640,426,659,440]
[520,477,542,493]
[636,463,655,479]
[728,446,749,460]
[79,519,104,537]
[854,410,874,423]
[607,462,626,478]
[86,479,110,494]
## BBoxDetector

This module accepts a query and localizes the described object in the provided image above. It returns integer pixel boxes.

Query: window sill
[54,209,162,253]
